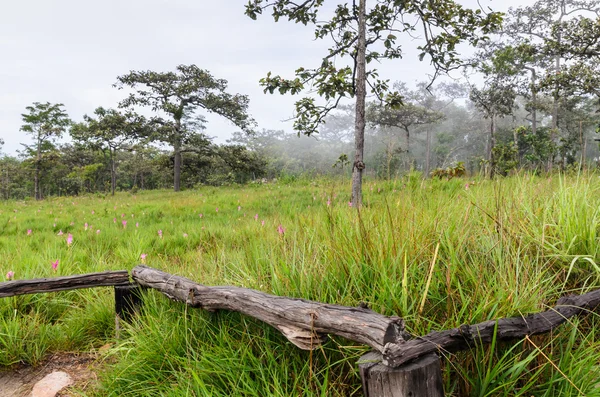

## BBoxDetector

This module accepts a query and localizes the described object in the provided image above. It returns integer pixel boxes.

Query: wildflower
[238,206,241,211]
[465,183,470,190]
[91,210,95,215]
[6,271,14,280]
[51,260,59,271]
[57,230,64,236]
[27,229,32,236]
[348,201,353,207]
[261,220,265,226]
[96,230,101,234]
[122,220,127,228]
[53,223,56,227]
[183,233,188,238]
[158,230,163,239]
[136,222,139,228]
[66,234,73,246]
[113,218,116,223]
[254,214,259,221]
[216,207,219,212]
[140,253,147,263]
[84,223,88,231]
[199,213,203,218]
[277,225,285,235]
[121,213,125,218]
[327,199,331,207]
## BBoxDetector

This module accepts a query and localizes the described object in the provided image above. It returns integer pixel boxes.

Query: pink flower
[238,206,241,211]
[140,253,147,263]
[121,213,125,218]
[66,234,73,246]
[122,220,127,228]
[136,222,139,228]
[254,214,259,221]
[84,223,88,231]
[113,218,116,223]
[6,271,14,280]
[261,220,265,226]
[348,201,353,207]
[327,199,331,207]
[51,260,59,271]
[158,230,163,239]
[215,208,219,212]
[91,210,95,215]
[199,213,203,218]
[57,230,64,236]
[183,233,188,238]
[96,229,101,234]
[277,225,285,235]
[27,229,32,235]
[465,183,470,190]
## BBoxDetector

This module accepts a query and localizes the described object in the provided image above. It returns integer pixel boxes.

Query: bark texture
[131,265,406,351]
[0,271,130,297]
[383,288,600,367]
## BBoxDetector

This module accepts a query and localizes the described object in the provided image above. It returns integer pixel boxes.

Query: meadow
[1,173,600,396]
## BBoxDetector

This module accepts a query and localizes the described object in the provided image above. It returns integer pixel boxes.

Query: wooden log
[0,271,130,298]
[115,284,144,322]
[131,265,407,351]
[383,288,600,367]
[358,351,444,397]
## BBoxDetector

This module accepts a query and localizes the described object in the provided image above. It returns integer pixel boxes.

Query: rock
[30,371,72,397]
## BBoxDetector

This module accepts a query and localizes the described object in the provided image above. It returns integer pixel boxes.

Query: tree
[115,64,256,191]
[71,107,150,196]
[245,0,502,206]
[469,83,517,176]
[367,100,444,173]
[20,102,71,200]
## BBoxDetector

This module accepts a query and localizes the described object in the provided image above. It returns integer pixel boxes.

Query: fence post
[358,351,444,397]
[114,284,143,337]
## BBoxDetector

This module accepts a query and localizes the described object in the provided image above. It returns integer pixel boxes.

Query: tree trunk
[351,0,367,208]
[425,128,431,177]
[173,120,182,192]
[489,115,496,178]
[35,133,41,200]
[110,148,116,196]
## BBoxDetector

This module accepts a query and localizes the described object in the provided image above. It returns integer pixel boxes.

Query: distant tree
[20,102,70,200]
[71,107,150,196]
[245,0,502,206]
[115,64,256,191]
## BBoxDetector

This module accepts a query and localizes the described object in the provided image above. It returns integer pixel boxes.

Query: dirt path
[0,352,103,397]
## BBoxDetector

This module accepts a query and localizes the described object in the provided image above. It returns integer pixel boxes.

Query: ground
[0,349,107,397]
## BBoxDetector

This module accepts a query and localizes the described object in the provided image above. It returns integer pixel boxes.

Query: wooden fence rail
[0,271,130,298]
[2,266,600,397]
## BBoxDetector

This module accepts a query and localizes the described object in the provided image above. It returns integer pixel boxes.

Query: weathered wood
[0,271,130,298]
[115,284,144,322]
[131,265,407,351]
[383,288,600,367]
[359,351,443,397]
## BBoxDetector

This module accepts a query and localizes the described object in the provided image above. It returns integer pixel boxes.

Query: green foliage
[492,142,519,176]
[245,0,502,135]
[430,161,466,179]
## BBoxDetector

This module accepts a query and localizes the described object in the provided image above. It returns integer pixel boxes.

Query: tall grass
[1,173,600,395]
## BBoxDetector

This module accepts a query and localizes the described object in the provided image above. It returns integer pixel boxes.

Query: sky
[0,0,528,155]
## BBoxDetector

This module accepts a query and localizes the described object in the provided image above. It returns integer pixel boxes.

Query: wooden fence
[2,266,600,397]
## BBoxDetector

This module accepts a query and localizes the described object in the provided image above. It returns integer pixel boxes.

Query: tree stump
[358,351,444,397]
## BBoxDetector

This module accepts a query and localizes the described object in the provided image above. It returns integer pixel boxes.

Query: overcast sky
[0,0,528,155]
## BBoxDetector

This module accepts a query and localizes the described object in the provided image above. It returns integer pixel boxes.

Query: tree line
[3,0,600,201]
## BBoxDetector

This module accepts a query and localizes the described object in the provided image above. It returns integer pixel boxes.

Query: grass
[1,173,600,395]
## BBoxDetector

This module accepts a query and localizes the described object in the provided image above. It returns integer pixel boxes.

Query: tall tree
[71,107,149,196]
[115,64,256,191]
[20,102,70,200]
[245,0,502,206]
